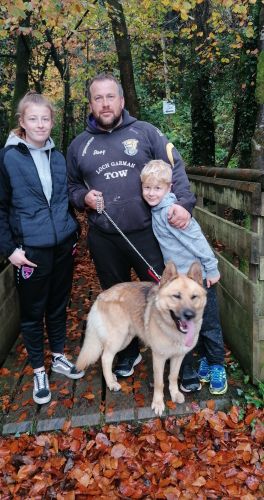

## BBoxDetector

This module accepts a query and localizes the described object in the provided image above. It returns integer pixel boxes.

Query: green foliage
[228,356,264,409]
[139,97,192,164]
[214,92,236,166]
[244,380,264,409]
[0,0,261,160]
[256,51,264,104]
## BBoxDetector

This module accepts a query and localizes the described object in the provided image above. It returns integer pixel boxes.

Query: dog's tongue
[183,320,195,347]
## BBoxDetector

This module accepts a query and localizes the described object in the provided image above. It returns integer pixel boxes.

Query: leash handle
[96,194,104,214]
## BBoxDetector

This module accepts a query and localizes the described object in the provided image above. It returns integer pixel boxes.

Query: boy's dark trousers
[181,283,225,372]
[15,236,76,369]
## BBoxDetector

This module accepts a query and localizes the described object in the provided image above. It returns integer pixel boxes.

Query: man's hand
[206,274,220,288]
[168,204,191,229]
[9,248,37,269]
[84,189,104,211]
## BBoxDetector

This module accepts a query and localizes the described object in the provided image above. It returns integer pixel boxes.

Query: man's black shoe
[180,363,202,393]
[114,353,142,377]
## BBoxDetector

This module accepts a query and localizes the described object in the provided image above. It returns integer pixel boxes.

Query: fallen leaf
[17,411,27,422]
[111,443,126,458]
[83,392,95,400]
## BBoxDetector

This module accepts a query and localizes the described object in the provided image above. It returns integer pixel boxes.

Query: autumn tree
[10,12,32,127]
[156,0,261,167]
[104,0,140,117]
[252,2,264,169]
[223,1,261,168]
[190,0,215,166]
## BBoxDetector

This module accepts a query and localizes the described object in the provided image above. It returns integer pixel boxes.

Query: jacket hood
[86,109,137,134]
[5,132,55,151]
[152,192,177,212]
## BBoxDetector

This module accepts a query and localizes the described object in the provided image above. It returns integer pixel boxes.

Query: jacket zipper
[28,148,58,245]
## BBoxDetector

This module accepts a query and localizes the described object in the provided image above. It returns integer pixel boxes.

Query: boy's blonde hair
[140,159,172,184]
[13,91,55,139]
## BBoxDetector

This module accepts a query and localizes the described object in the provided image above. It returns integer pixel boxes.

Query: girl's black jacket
[0,143,78,258]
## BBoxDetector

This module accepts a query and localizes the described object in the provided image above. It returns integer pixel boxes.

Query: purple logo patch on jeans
[72,243,77,256]
[21,265,34,279]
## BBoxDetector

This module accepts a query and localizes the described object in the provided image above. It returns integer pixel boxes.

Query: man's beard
[96,112,122,131]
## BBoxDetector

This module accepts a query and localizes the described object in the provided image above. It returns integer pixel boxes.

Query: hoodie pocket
[93,196,151,233]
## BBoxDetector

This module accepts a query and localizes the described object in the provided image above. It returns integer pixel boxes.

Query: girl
[0,92,84,405]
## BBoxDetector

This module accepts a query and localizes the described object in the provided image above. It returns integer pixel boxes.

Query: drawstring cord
[96,195,161,283]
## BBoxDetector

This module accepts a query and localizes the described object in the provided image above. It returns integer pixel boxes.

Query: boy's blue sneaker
[198,357,210,383]
[209,365,228,395]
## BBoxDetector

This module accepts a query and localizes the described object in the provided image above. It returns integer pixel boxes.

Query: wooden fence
[0,257,20,365]
[186,166,264,382]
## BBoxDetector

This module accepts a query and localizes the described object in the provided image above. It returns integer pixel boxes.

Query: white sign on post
[163,100,176,115]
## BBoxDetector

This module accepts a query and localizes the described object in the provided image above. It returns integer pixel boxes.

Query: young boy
[140,159,227,395]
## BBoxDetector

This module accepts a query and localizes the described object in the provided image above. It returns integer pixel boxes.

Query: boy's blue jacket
[67,110,196,234]
[0,140,78,257]
[151,192,220,280]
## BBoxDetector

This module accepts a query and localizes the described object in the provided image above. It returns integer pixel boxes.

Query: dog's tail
[76,304,103,371]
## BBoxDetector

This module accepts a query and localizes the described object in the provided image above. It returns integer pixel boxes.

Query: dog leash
[96,194,161,282]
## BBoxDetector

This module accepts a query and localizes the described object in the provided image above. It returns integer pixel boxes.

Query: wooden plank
[2,366,37,435]
[36,369,75,432]
[217,252,254,312]
[186,166,264,188]
[104,355,137,423]
[0,264,20,365]
[135,349,235,419]
[36,325,85,432]
[105,382,135,423]
[193,206,260,263]
[189,175,262,214]
[134,348,158,420]
[167,386,234,417]
[71,361,102,428]
[0,336,27,398]
[252,329,264,381]
[1,336,37,435]
[218,283,252,376]
[252,284,264,381]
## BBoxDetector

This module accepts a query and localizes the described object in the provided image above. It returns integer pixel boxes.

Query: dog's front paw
[108,380,121,392]
[151,399,165,416]
[170,389,185,404]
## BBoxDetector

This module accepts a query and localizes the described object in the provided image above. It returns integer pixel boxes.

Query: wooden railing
[0,256,20,365]
[186,166,264,382]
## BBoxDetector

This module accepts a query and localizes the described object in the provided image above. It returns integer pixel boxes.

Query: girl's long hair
[12,91,55,139]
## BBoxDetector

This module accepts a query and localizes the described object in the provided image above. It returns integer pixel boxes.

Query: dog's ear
[187,261,203,286]
[160,261,178,286]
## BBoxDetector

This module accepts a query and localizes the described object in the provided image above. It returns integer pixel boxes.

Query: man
[67,73,196,379]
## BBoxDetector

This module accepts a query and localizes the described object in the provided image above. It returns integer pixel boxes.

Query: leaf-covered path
[0,405,263,497]
[0,217,263,497]
[0,217,240,436]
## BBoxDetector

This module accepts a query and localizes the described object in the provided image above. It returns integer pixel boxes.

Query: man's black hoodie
[67,110,196,234]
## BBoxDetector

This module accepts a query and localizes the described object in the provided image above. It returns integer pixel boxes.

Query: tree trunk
[230,1,260,168]
[191,0,215,166]
[223,107,239,167]
[105,0,140,118]
[61,57,75,156]
[191,73,215,166]
[46,29,74,155]
[251,3,264,169]
[0,104,9,148]
[10,14,31,127]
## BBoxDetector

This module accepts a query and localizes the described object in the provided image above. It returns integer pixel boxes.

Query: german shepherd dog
[77,261,207,416]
